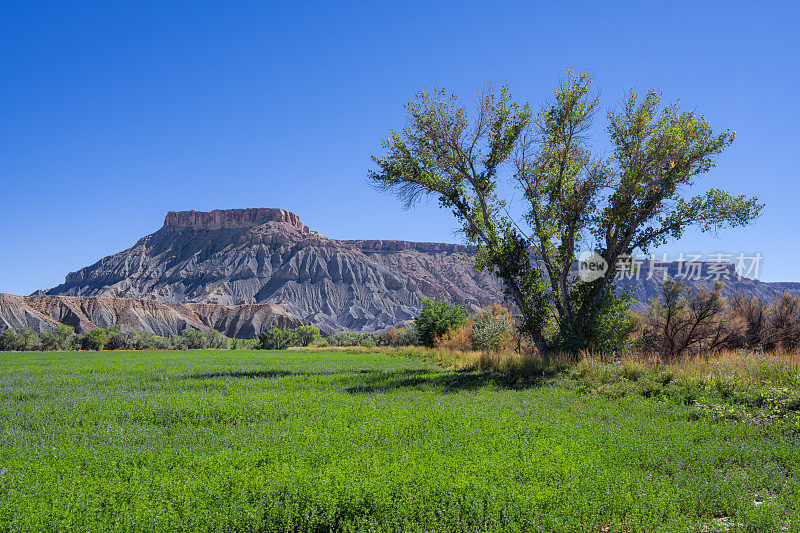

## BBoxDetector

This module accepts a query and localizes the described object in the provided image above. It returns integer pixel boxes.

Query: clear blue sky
[1,1,797,295]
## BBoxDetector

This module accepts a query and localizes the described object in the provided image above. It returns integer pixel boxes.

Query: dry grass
[290,344,800,392]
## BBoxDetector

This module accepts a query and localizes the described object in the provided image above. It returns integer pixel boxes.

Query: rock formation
[0,293,306,338]
[12,207,796,336]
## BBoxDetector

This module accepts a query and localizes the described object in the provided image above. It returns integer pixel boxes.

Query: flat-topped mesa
[343,239,476,254]
[163,208,310,233]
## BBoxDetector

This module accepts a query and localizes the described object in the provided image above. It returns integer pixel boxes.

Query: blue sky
[1,1,797,294]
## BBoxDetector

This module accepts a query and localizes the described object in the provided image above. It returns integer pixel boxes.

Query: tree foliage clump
[257,328,299,350]
[370,72,763,361]
[39,324,75,351]
[294,325,323,347]
[471,304,514,352]
[80,328,110,351]
[414,298,467,347]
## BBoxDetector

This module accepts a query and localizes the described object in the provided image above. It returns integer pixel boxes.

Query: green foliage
[38,324,75,351]
[105,326,135,350]
[293,325,322,347]
[257,328,298,350]
[205,329,230,350]
[413,298,467,347]
[555,286,639,356]
[371,71,763,361]
[79,328,110,351]
[471,305,513,352]
[15,328,42,351]
[0,349,797,531]
[326,331,378,347]
[0,329,25,351]
[131,330,171,350]
[180,328,208,350]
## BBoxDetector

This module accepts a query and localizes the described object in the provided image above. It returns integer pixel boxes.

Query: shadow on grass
[181,369,432,380]
[180,365,565,394]
[345,366,564,394]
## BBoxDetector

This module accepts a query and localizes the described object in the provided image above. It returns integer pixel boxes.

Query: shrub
[17,328,43,351]
[105,326,137,350]
[205,329,230,349]
[39,324,75,351]
[0,329,25,351]
[294,325,322,347]
[414,298,466,348]
[180,328,208,349]
[764,292,800,351]
[131,331,171,350]
[257,328,298,350]
[729,294,767,348]
[327,331,378,347]
[79,328,110,351]
[377,326,418,347]
[472,304,514,352]
[435,321,474,351]
[643,280,734,360]
[554,286,638,356]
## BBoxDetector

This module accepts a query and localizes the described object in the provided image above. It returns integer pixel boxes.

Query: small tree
[471,304,514,352]
[105,326,136,350]
[294,325,322,347]
[205,329,230,349]
[763,292,800,351]
[0,329,25,351]
[257,328,298,350]
[414,298,467,347]
[17,328,42,351]
[39,324,75,351]
[80,328,109,351]
[181,328,208,349]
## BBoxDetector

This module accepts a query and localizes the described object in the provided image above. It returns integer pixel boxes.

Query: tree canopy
[370,72,763,362]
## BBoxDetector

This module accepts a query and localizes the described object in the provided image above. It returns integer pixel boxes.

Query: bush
[79,328,110,351]
[0,329,25,351]
[764,292,800,351]
[294,325,322,347]
[257,328,298,350]
[105,326,136,350]
[327,331,378,347]
[132,331,171,350]
[643,280,733,360]
[205,329,230,349]
[435,321,473,351]
[180,328,208,350]
[39,324,75,351]
[472,304,514,352]
[414,298,466,348]
[377,326,418,347]
[17,328,43,351]
[553,285,638,357]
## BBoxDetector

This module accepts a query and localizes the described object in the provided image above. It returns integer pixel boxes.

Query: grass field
[1,350,799,532]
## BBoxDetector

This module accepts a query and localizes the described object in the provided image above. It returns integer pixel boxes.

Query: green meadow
[1,349,798,532]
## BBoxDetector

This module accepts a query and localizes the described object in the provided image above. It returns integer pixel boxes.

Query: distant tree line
[254,324,418,350]
[0,325,256,352]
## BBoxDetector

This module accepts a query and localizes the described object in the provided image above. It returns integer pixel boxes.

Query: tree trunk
[535,338,550,365]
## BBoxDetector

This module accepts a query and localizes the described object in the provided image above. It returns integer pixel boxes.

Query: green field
[1,350,798,532]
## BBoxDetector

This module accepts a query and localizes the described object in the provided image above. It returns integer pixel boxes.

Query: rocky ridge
[2,207,796,337]
[0,293,305,338]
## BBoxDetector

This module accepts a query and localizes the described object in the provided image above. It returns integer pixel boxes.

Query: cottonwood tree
[369,72,763,362]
